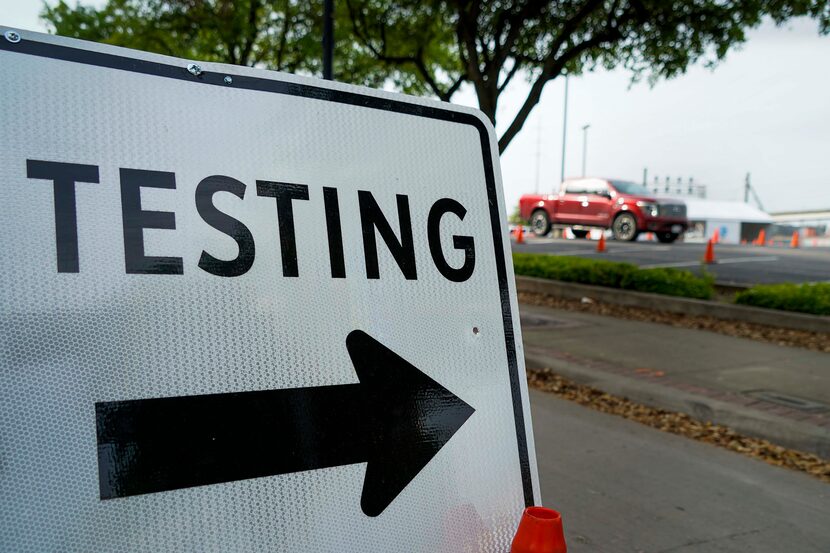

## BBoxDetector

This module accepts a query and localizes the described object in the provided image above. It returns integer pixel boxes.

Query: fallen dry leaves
[527,367,830,483]
[518,291,830,353]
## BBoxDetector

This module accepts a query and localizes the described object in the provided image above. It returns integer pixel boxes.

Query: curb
[523,346,830,459]
[515,276,830,334]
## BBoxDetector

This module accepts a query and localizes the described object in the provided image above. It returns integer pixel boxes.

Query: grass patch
[735,283,830,316]
[512,253,714,300]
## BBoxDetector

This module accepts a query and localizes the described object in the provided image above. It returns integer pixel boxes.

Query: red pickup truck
[518,178,689,242]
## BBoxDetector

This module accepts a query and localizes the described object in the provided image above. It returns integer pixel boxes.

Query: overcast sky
[3,3,828,214]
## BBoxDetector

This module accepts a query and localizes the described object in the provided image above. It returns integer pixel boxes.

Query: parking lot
[512,237,830,286]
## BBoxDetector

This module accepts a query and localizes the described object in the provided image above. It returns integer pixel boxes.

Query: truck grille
[660,204,686,218]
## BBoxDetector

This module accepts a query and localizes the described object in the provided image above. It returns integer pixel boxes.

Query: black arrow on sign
[95,330,475,516]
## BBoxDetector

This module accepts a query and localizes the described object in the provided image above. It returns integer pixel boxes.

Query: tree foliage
[43,0,319,71]
[42,0,829,152]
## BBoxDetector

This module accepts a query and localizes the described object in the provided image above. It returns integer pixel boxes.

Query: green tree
[41,0,400,89]
[42,1,829,153]
[42,0,321,72]
[508,204,525,225]
[344,0,829,152]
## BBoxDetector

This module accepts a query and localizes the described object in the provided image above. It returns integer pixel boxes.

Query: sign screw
[4,30,21,43]
[186,63,203,76]
[223,75,233,85]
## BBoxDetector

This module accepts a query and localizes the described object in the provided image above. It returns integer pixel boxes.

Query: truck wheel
[572,230,589,239]
[656,232,679,243]
[530,209,551,236]
[612,213,638,241]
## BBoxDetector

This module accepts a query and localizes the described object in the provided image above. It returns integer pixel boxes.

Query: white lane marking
[640,256,779,269]
[638,260,702,268]
[524,238,561,244]
[537,250,600,256]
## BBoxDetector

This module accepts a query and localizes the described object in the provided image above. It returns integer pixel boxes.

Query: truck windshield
[610,180,652,195]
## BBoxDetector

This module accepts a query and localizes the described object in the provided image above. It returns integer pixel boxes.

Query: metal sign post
[0,28,539,553]
[323,0,334,80]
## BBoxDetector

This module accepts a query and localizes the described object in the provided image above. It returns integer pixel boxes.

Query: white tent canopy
[681,198,773,223]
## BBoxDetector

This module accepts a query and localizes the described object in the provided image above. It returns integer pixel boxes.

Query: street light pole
[560,76,569,184]
[581,124,590,177]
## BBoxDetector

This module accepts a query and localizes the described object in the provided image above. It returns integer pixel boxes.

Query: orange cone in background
[712,228,720,244]
[511,506,567,553]
[517,225,524,244]
[596,233,606,253]
[755,229,766,246]
[790,231,799,248]
[703,238,715,264]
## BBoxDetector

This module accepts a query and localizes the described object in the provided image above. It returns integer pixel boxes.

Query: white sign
[0,28,539,552]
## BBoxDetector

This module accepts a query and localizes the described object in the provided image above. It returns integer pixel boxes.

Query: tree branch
[238,0,261,66]
[454,1,483,83]
[445,76,465,99]
[498,58,522,93]
[345,0,460,100]
[494,0,614,152]
[498,30,620,153]
[271,5,293,68]
[489,1,546,80]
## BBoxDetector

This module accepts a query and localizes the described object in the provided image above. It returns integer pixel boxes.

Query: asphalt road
[530,389,830,552]
[512,238,830,286]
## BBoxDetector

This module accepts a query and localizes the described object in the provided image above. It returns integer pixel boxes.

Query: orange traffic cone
[703,238,715,264]
[712,228,720,245]
[517,225,524,244]
[596,233,606,253]
[511,507,567,553]
[755,229,766,246]
[790,231,799,248]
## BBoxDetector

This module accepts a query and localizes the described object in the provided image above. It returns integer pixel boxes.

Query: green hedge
[620,267,714,300]
[734,283,830,316]
[512,253,714,300]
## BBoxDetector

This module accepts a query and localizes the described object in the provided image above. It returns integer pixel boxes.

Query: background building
[682,199,772,244]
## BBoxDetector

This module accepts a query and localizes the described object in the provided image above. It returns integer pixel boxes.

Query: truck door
[556,180,589,225]
[583,179,614,226]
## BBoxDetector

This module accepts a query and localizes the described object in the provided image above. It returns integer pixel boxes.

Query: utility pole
[322,0,334,80]
[643,167,648,186]
[744,172,765,210]
[580,124,590,177]
[560,76,569,183]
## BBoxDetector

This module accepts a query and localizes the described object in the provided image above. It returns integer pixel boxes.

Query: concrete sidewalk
[531,390,830,552]
[519,302,830,457]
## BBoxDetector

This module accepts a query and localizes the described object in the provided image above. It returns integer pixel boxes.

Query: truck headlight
[636,201,659,217]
